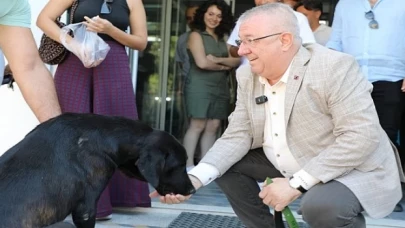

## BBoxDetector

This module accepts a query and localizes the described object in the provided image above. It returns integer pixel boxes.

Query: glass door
[135,0,167,128]
[163,0,194,140]
[163,0,235,141]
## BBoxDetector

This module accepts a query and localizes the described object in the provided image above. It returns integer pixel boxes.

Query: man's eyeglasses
[235,32,282,47]
[101,0,113,14]
[365,11,378,29]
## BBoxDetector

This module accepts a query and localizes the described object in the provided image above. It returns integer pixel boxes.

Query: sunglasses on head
[365,10,379,29]
[101,0,113,14]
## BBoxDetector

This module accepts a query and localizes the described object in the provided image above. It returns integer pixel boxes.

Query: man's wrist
[188,174,203,190]
[289,177,307,194]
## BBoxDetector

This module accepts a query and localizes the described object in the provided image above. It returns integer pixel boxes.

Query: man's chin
[249,64,260,74]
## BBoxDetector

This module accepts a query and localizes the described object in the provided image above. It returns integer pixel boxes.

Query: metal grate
[168,212,309,228]
[168,212,246,228]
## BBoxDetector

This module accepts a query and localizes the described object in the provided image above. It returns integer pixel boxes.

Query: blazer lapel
[284,46,311,127]
[251,74,266,148]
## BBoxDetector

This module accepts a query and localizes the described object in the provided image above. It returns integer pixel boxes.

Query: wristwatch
[289,177,308,193]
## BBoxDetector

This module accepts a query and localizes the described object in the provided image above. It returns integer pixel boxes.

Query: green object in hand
[265,177,300,228]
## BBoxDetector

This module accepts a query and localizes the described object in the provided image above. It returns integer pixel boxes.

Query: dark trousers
[372,80,403,148]
[215,148,365,228]
[372,80,405,167]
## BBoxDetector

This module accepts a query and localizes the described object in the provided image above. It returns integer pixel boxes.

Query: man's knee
[300,182,365,228]
[301,200,356,227]
[302,203,365,228]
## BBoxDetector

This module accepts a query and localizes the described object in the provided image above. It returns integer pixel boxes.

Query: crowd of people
[1,0,404,227]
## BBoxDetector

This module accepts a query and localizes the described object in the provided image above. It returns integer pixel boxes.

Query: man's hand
[229,46,240,58]
[259,177,301,211]
[149,175,203,204]
[401,79,405,92]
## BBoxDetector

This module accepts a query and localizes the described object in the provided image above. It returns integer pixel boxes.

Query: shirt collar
[258,61,292,85]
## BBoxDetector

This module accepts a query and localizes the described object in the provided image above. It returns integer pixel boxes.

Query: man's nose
[237,44,250,56]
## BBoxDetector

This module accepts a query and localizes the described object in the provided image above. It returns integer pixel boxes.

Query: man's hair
[294,0,323,14]
[239,3,300,41]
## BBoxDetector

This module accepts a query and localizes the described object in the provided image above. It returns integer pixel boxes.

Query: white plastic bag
[60,23,110,68]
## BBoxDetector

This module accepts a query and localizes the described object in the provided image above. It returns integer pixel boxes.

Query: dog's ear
[137,149,166,188]
[119,163,147,182]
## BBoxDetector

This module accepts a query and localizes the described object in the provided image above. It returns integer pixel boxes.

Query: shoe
[394,203,403,212]
[96,214,112,221]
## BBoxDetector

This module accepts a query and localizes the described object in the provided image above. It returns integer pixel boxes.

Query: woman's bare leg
[200,119,220,159]
[183,118,206,167]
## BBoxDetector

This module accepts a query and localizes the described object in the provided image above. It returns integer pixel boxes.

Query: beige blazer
[201,43,404,218]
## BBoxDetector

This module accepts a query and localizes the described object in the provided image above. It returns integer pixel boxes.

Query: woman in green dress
[184,0,241,170]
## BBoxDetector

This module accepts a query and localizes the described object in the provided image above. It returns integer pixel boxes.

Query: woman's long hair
[191,0,235,39]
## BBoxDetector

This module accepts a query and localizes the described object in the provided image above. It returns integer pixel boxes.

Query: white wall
[0,0,52,154]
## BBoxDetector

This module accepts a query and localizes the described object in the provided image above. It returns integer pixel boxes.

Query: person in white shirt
[295,0,332,46]
[150,3,404,228]
[227,0,315,65]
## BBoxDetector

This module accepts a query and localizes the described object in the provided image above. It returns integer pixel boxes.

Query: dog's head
[119,129,196,196]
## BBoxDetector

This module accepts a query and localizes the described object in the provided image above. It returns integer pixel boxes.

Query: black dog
[0,113,195,228]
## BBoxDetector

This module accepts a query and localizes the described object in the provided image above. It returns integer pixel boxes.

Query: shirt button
[272,91,276,95]
[282,171,286,174]
[273,112,277,115]
[275,133,278,137]
[277,154,280,157]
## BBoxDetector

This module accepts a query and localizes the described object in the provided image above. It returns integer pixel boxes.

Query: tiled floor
[79,182,405,228]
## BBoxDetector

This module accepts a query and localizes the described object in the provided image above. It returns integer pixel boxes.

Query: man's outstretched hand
[149,175,203,204]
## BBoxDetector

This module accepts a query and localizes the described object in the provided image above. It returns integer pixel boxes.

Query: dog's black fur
[0,113,195,228]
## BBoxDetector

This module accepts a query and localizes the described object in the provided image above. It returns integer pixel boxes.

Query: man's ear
[280,33,294,51]
[136,150,166,188]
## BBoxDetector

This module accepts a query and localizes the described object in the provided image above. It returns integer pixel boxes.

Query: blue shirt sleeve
[326,1,343,51]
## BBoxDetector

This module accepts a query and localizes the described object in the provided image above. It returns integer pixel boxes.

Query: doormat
[168,212,308,228]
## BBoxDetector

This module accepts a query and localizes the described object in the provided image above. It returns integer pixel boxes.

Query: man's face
[296,6,321,25]
[237,15,282,76]
[186,6,198,28]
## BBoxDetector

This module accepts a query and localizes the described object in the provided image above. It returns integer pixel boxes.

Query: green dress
[185,31,230,119]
